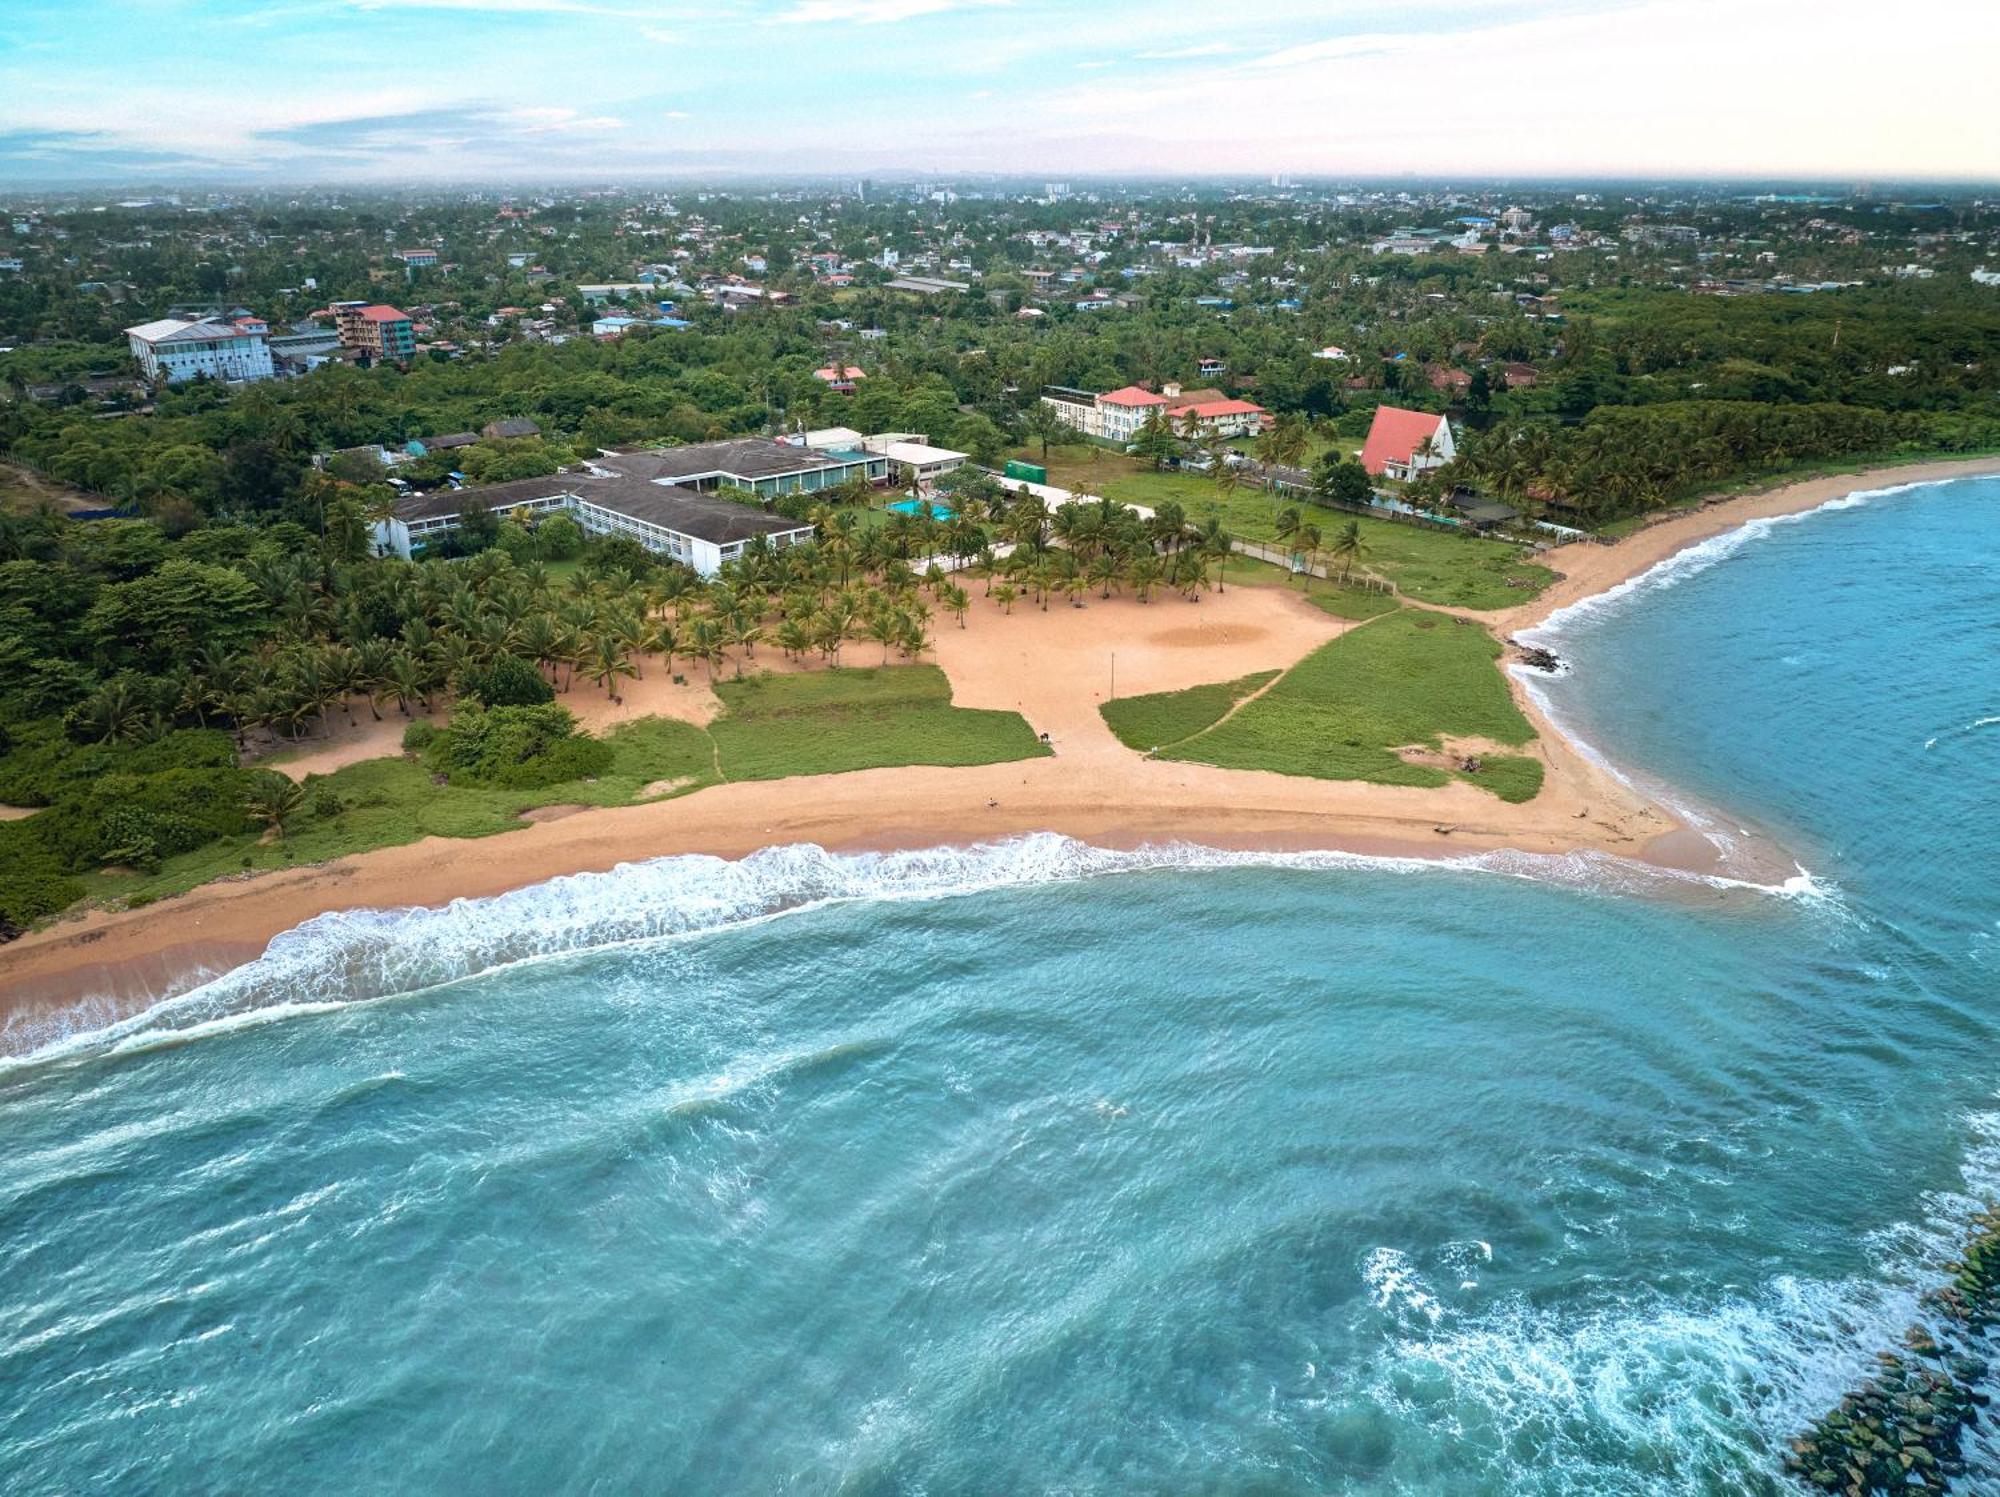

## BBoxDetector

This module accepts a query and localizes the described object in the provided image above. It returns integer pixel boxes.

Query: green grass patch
[1303,585,1403,622]
[1011,446,1554,609]
[82,717,717,908]
[1100,670,1279,752]
[1163,611,1538,798]
[709,665,1050,781]
[1470,754,1545,804]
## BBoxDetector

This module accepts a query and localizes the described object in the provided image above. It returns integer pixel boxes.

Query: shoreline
[5,452,1998,1048]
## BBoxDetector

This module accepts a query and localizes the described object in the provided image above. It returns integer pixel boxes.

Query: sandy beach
[5,453,1997,1041]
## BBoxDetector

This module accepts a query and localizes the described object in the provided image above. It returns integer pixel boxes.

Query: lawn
[1100,670,1279,752]
[1162,610,1543,801]
[709,665,1049,781]
[1008,450,1553,610]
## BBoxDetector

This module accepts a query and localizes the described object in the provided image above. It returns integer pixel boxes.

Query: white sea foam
[1925,714,2000,751]
[0,833,1846,1071]
[1366,1106,2000,1492]
[1519,478,1935,652]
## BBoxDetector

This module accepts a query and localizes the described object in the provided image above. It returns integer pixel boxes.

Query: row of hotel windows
[405,494,809,563]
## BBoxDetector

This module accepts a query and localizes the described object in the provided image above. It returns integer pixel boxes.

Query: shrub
[456,652,553,708]
[427,703,612,789]
[0,871,86,938]
[402,720,437,752]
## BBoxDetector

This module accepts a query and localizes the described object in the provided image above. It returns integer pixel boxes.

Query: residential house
[1359,407,1455,482]
[814,364,866,393]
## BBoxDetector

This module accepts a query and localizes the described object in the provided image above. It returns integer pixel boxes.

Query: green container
[1004,460,1047,485]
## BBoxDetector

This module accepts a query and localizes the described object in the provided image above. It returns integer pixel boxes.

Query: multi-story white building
[375,438,879,575]
[124,317,275,384]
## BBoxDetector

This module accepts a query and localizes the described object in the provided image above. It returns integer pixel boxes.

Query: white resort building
[374,438,885,575]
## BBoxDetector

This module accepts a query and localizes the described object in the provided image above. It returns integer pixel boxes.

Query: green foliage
[536,512,585,560]
[428,702,612,788]
[0,868,85,938]
[401,720,437,752]
[455,652,554,708]
[1100,670,1279,751]
[79,717,718,912]
[1304,585,1402,622]
[710,666,1049,781]
[1045,459,1555,609]
[81,558,266,672]
[1165,612,1537,798]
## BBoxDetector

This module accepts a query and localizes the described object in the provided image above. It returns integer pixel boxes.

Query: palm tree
[378,649,430,718]
[1199,518,1232,593]
[1328,519,1370,582]
[1264,411,1309,477]
[941,583,970,628]
[1128,552,1165,603]
[1274,506,1302,555]
[1293,522,1322,589]
[992,582,1019,616]
[588,634,638,696]
[685,616,725,680]
[70,678,150,743]
[244,776,307,845]
[864,608,902,664]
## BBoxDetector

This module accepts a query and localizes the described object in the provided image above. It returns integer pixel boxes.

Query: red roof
[1360,406,1449,475]
[1098,385,1167,408]
[357,304,410,322]
[1167,397,1264,419]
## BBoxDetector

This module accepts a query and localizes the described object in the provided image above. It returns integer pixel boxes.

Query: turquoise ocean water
[2,477,1996,1494]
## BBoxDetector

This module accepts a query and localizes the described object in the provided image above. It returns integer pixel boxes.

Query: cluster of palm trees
[1442,404,1911,524]
[60,481,1250,754]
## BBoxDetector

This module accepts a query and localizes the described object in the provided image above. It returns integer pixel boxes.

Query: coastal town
[5,0,2000,1489]
[4,177,1999,962]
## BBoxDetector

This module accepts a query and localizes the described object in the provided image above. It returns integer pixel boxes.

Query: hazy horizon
[3,0,1996,189]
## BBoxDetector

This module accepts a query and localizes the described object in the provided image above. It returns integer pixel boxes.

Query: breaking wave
[1519,479,1933,652]
[0,833,1843,1070]
[1358,1108,2000,1493]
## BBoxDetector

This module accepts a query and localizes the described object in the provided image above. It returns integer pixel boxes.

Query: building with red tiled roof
[1042,380,1267,443]
[1360,406,1455,481]
[1097,384,1168,409]
[813,364,866,392]
[333,303,415,363]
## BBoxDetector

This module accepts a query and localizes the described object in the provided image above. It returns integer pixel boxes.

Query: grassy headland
[1160,610,1543,802]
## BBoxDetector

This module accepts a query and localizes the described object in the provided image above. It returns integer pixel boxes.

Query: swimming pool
[885,498,953,520]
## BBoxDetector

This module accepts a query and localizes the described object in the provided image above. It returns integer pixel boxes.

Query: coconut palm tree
[941,583,970,628]
[1293,522,1322,589]
[588,633,638,696]
[244,776,307,845]
[992,582,1019,616]
[1327,519,1370,582]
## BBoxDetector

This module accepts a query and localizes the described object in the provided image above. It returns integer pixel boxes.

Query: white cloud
[770,0,1006,24]
[1135,42,1239,60]
[343,0,652,14]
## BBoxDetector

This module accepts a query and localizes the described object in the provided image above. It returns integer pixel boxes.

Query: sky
[0,0,1996,186]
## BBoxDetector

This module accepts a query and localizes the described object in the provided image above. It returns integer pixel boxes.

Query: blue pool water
[885,497,952,520]
[2,477,1997,1493]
